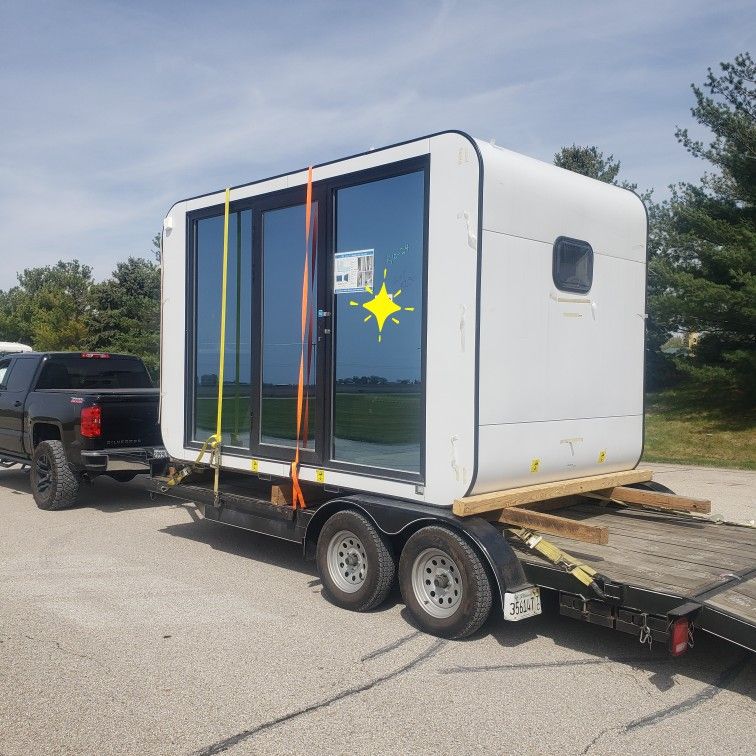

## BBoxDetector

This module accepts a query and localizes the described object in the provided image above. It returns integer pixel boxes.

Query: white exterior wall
[160,132,480,507]
[471,142,647,494]
[161,133,647,507]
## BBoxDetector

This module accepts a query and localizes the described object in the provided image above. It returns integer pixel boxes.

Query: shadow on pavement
[0,466,195,513]
[478,596,754,695]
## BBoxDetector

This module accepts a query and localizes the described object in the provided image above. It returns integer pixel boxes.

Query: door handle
[13,401,22,408]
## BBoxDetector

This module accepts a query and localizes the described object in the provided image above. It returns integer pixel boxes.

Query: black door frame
[184,156,429,484]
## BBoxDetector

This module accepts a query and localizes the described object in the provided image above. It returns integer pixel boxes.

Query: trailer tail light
[81,405,102,438]
[80,352,111,359]
[669,617,690,656]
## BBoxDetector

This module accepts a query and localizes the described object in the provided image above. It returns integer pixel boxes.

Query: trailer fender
[303,494,533,612]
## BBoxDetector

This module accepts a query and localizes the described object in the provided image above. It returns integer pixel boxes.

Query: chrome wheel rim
[327,530,367,593]
[411,548,462,618]
[34,453,53,496]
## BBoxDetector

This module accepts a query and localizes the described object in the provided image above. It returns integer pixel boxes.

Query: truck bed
[510,501,756,651]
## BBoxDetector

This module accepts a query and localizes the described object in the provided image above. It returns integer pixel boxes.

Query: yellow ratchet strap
[165,434,220,488]
[213,188,231,498]
[509,527,599,589]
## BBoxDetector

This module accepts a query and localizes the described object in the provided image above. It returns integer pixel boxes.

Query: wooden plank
[453,469,653,516]
[493,507,609,545]
[589,486,711,513]
[270,483,293,506]
[524,495,582,512]
[567,505,756,550]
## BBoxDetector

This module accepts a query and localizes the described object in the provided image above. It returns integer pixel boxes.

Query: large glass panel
[260,203,318,447]
[332,171,425,473]
[193,210,252,448]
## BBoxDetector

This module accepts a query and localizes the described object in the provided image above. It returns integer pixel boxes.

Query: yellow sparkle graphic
[349,268,414,342]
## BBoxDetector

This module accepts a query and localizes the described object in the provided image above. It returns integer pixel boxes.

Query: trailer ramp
[512,502,756,652]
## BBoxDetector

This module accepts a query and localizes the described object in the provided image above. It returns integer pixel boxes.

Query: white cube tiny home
[160,131,647,508]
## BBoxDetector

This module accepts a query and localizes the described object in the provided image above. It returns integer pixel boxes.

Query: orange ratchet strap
[290,166,314,509]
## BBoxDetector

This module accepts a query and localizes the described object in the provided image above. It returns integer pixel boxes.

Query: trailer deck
[509,501,756,652]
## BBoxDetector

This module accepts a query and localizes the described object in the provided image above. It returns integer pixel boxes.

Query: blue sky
[0,0,753,290]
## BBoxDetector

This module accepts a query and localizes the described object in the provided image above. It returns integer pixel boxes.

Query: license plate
[151,448,169,459]
[503,587,542,621]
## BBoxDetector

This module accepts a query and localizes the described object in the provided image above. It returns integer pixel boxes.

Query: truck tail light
[81,405,102,438]
[80,352,110,359]
[669,617,690,656]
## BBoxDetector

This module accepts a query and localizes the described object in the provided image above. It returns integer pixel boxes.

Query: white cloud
[0,0,753,289]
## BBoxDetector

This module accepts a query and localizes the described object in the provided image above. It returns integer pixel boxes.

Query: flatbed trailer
[151,469,756,654]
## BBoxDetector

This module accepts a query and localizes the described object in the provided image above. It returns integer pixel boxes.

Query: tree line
[0,238,160,378]
[0,53,753,403]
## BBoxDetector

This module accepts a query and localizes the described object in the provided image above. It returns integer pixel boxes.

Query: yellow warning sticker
[315,469,325,483]
[597,450,607,464]
[530,459,540,473]
[250,459,259,472]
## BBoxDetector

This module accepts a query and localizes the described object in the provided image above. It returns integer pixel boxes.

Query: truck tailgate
[96,391,162,447]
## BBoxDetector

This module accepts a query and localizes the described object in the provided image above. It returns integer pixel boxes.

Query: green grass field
[195,392,421,444]
[642,387,755,470]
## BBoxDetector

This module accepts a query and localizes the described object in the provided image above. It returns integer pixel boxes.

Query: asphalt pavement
[0,464,754,755]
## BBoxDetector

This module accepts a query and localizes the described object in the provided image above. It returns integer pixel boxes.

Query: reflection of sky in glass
[195,211,252,381]
[262,203,317,387]
[334,171,424,383]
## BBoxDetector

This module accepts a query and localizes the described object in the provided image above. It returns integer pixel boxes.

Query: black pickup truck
[0,351,165,510]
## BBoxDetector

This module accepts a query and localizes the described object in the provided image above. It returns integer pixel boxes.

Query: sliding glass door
[330,170,426,475]
[192,209,253,450]
[255,197,321,458]
[187,159,427,479]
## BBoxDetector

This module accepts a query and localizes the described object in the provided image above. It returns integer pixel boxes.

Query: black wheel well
[33,423,61,448]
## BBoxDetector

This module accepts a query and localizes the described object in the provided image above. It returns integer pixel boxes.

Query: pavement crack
[23,633,108,670]
[624,651,751,732]
[580,724,620,755]
[191,638,447,756]
[439,655,668,675]
[580,651,752,754]
[361,630,421,662]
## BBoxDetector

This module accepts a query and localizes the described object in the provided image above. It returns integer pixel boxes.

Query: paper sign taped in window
[334,249,374,293]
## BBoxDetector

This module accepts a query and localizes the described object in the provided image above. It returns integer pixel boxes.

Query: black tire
[316,510,396,612]
[31,440,80,511]
[399,526,493,639]
[109,472,138,483]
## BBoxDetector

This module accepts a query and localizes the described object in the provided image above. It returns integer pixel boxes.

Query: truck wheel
[316,510,396,612]
[31,441,80,511]
[399,526,493,639]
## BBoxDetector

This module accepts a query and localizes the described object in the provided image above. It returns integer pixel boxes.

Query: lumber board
[524,495,582,512]
[493,507,609,545]
[589,486,711,513]
[270,483,293,506]
[453,469,653,516]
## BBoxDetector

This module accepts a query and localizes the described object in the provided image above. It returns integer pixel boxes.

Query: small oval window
[553,236,593,294]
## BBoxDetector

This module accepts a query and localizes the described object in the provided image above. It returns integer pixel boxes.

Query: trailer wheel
[316,510,396,612]
[31,441,80,511]
[399,526,493,639]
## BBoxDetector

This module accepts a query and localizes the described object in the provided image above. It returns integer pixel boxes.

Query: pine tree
[649,53,756,402]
